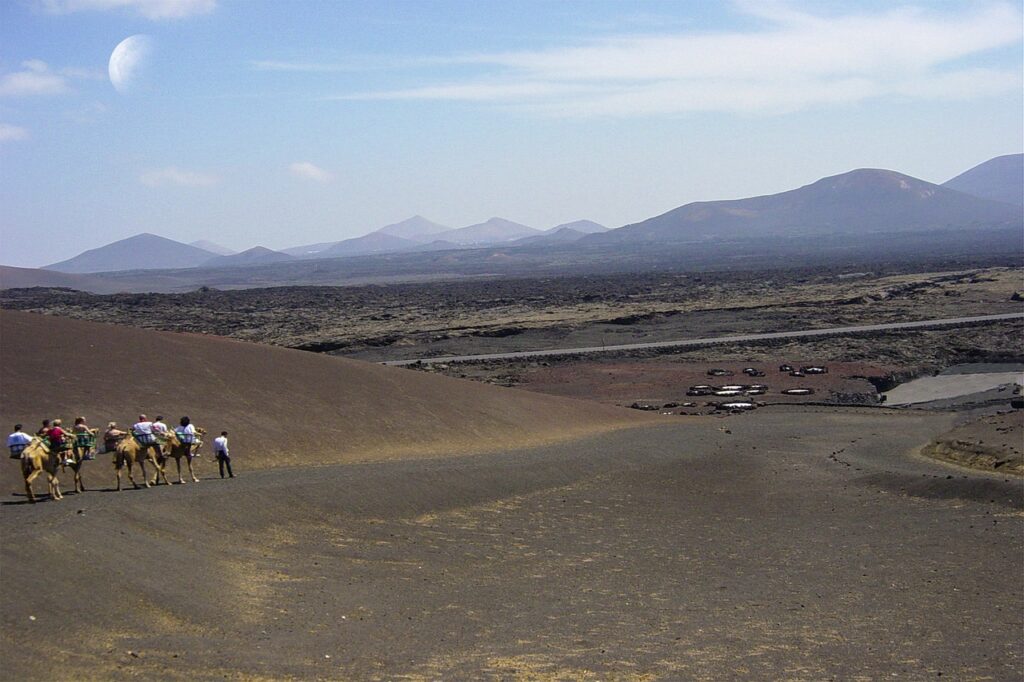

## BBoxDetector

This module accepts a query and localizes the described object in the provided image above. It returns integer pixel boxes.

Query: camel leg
[175,457,185,484]
[126,459,141,489]
[148,449,161,485]
[187,455,199,483]
[138,458,151,488]
[48,470,62,500]
[73,462,84,493]
[24,468,40,503]
[115,462,122,491]
[152,450,171,486]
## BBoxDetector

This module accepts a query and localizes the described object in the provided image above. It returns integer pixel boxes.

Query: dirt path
[1,408,1020,681]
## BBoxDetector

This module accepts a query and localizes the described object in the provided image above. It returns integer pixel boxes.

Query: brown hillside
[0,310,655,491]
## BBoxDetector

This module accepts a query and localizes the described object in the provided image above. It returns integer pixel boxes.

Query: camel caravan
[7,414,218,503]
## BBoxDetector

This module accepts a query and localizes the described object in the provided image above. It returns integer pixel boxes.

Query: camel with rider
[66,426,100,494]
[20,438,63,503]
[113,432,171,491]
[158,426,206,484]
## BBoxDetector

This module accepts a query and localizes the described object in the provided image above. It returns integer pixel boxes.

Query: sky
[0,0,1021,267]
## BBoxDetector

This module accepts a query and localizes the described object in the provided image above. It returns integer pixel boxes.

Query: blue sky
[1,0,1021,266]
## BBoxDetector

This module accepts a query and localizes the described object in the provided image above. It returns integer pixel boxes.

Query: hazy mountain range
[31,153,1023,278]
[42,214,609,273]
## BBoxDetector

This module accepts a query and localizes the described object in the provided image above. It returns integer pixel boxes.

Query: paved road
[382,312,1024,365]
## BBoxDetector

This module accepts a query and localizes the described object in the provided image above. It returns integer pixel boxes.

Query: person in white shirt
[213,431,233,478]
[174,416,197,445]
[7,424,32,459]
[151,416,169,441]
[132,415,155,444]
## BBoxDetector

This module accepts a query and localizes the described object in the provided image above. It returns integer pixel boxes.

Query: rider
[46,419,72,466]
[151,415,169,442]
[36,419,50,438]
[7,424,32,459]
[72,416,97,461]
[104,422,126,454]
[175,416,198,455]
[132,414,155,445]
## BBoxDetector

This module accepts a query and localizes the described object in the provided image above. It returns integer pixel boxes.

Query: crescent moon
[109,35,153,94]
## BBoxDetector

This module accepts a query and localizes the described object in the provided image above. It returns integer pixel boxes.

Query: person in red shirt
[46,418,72,466]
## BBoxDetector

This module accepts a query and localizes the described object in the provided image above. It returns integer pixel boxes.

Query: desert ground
[1,408,1021,680]
[3,264,1020,362]
[1,309,1022,680]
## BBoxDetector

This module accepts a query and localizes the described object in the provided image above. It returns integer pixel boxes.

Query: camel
[157,428,206,484]
[20,438,63,503]
[114,434,171,491]
[67,428,100,493]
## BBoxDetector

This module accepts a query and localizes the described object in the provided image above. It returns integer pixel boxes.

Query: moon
[109,35,153,94]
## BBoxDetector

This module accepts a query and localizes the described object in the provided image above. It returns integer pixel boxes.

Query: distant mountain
[45,233,218,274]
[374,215,451,241]
[281,217,450,259]
[319,232,421,257]
[435,217,542,246]
[512,227,590,246]
[189,240,236,256]
[589,168,1022,245]
[203,246,295,268]
[546,220,607,234]
[281,240,342,258]
[401,239,462,253]
[942,154,1023,206]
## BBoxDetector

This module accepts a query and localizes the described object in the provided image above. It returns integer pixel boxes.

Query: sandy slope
[0,310,656,493]
[0,408,1020,680]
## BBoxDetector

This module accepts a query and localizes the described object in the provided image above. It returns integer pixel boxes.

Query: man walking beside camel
[213,432,234,479]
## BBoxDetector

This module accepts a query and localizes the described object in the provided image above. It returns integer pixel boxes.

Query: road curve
[382,312,1024,366]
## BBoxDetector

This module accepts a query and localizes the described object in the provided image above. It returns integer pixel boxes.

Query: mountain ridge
[45,233,218,274]
[434,217,543,246]
[374,215,452,241]
[586,167,1021,245]
[942,153,1023,206]
[203,246,295,268]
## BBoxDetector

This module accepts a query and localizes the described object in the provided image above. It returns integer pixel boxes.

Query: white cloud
[140,167,219,187]
[289,161,334,183]
[341,2,1023,117]
[22,60,49,74]
[252,55,443,73]
[65,101,109,124]
[60,67,108,81]
[42,0,215,20]
[0,61,70,97]
[0,124,29,143]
